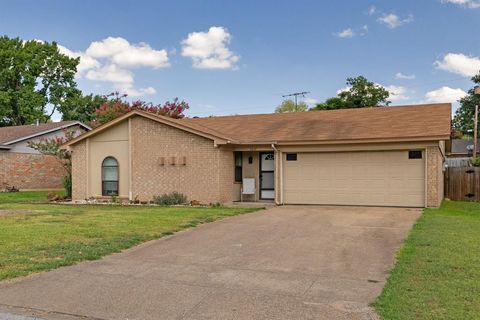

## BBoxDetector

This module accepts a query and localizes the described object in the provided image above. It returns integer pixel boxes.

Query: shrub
[63,175,72,199]
[152,192,187,206]
[472,157,480,167]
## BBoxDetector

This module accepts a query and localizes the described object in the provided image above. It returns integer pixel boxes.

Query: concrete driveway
[0,206,420,320]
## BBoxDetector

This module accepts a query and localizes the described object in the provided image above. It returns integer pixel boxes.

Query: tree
[452,72,480,135]
[60,90,106,124]
[275,99,308,113]
[311,76,391,111]
[27,130,76,198]
[0,36,79,126]
[92,93,190,127]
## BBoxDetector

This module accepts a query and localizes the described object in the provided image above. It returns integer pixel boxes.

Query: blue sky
[1,0,479,119]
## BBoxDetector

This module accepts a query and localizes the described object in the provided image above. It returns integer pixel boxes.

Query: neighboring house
[0,121,90,190]
[444,139,479,167]
[63,103,451,208]
[447,139,479,157]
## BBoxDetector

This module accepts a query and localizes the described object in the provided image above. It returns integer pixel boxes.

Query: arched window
[102,157,118,196]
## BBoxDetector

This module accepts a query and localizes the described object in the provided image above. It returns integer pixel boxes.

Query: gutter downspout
[271,143,282,205]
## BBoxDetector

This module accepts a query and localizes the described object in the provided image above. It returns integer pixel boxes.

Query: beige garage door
[283,151,425,207]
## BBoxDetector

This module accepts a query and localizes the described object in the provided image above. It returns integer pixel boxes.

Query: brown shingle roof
[0,121,85,145]
[182,103,451,143]
[63,103,452,148]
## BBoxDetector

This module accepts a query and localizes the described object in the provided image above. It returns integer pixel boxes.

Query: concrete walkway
[0,206,421,320]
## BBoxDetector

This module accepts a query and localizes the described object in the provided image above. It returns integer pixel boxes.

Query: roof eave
[233,135,451,146]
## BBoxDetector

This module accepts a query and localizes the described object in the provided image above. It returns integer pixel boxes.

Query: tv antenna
[282,91,310,111]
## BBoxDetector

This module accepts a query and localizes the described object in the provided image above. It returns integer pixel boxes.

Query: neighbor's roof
[64,103,451,147]
[450,139,479,154]
[0,121,90,145]
[184,103,452,144]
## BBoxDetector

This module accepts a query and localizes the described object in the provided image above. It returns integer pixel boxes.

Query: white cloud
[384,85,409,101]
[441,0,480,8]
[86,37,169,69]
[425,86,467,103]
[335,28,355,38]
[118,85,157,97]
[181,26,240,69]
[85,65,156,97]
[85,64,134,84]
[57,37,170,97]
[378,13,414,28]
[368,5,377,15]
[304,98,319,105]
[336,86,350,94]
[435,53,480,77]
[395,72,416,80]
[57,45,100,75]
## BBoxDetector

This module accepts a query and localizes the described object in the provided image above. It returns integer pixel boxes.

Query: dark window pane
[235,167,242,182]
[286,153,297,161]
[102,157,119,196]
[102,181,118,196]
[234,152,243,182]
[408,150,422,159]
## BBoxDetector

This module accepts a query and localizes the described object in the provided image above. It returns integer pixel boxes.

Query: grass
[0,190,61,204]
[0,191,260,281]
[374,201,480,320]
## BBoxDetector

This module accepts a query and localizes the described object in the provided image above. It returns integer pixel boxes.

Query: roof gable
[62,110,233,148]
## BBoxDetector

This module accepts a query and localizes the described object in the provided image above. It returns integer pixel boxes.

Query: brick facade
[0,152,65,189]
[130,116,233,204]
[71,140,87,200]
[426,146,444,207]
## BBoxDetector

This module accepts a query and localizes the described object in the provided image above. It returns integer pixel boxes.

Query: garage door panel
[283,151,425,207]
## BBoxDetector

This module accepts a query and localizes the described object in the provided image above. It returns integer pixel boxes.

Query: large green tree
[452,72,480,135]
[60,90,106,124]
[311,76,391,111]
[275,99,308,113]
[0,36,79,126]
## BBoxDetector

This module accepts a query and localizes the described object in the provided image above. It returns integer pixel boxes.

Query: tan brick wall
[426,146,444,208]
[218,149,234,203]
[131,116,233,204]
[0,152,65,189]
[71,140,87,200]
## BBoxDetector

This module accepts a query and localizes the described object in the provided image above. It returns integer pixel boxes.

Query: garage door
[283,151,425,207]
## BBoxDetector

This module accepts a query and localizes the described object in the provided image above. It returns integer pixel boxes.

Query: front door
[260,152,275,200]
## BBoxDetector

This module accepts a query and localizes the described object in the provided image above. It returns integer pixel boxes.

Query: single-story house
[63,103,451,208]
[0,121,90,190]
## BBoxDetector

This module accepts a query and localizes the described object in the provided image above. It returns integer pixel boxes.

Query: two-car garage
[282,150,426,207]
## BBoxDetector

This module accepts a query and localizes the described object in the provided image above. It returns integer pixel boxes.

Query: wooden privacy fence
[445,167,480,201]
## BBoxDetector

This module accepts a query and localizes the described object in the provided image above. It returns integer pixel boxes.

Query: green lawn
[0,191,260,281]
[0,190,60,204]
[374,201,480,319]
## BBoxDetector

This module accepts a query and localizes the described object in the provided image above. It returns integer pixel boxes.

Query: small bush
[63,175,72,199]
[152,192,187,206]
[472,157,480,167]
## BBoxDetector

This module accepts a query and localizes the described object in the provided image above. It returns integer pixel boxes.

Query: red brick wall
[0,152,65,190]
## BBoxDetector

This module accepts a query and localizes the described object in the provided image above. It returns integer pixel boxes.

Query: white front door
[260,152,275,200]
